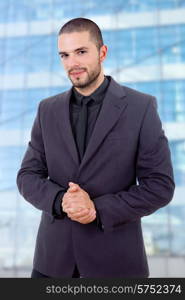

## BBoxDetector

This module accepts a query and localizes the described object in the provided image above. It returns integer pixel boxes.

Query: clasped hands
[62,182,96,224]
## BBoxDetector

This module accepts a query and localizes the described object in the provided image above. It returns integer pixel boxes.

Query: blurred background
[0,0,185,277]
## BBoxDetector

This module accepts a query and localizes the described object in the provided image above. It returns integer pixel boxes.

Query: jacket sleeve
[93,97,175,232]
[16,102,66,217]
[53,191,67,218]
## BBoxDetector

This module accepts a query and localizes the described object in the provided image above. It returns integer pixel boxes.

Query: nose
[65,54,80,71]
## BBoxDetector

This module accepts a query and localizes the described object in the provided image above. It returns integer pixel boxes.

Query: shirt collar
[72,76,109,106]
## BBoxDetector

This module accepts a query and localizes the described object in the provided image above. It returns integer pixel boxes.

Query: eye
[78,50,87,55]
[60,53,68,59]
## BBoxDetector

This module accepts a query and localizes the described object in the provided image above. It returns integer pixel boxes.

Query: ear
[99,45,108,63]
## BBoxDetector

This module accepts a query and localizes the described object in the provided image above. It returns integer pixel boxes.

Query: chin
[74,84,87,89]
[73,79,88,89]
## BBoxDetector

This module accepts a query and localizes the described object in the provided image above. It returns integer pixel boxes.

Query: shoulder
[38,89,71,111]
[123,85,154,101]
[124,85,157,110]
[109,76,156,108]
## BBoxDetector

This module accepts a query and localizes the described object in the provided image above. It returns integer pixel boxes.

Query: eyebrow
[58,47,88,55]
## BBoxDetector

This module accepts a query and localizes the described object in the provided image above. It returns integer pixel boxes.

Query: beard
[68,61,101,89]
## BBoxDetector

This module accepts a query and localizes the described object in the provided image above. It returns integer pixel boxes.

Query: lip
[70,70,85,76]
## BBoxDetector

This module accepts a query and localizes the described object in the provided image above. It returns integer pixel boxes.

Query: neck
[74,72,105,96]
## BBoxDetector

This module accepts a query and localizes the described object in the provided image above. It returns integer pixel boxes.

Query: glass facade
[0,0,185,276]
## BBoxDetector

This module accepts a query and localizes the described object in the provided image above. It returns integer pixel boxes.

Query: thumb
[68,182,80,192]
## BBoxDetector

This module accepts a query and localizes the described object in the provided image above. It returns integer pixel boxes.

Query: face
[58,31,107,90]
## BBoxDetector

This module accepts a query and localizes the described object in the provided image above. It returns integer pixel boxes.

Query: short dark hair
[58,17,104,50]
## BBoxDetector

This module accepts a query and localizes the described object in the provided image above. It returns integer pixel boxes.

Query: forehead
[58,31,94,51]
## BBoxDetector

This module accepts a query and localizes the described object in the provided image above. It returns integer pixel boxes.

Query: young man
[17,18,175,278]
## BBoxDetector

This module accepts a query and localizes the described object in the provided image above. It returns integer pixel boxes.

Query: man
[17,18,175,278]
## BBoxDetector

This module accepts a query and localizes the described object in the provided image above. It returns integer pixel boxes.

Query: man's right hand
[61,182,96,224]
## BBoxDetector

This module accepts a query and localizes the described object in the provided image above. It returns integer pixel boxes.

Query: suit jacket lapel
[55,89,80,166]
[78,77,128,172]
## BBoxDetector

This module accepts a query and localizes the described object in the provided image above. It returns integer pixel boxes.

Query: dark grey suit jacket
[17,76,175,278]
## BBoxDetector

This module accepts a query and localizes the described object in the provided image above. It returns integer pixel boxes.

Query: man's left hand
[62,182,96,224]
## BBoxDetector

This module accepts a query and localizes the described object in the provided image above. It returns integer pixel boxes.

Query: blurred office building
[0,0,185,277]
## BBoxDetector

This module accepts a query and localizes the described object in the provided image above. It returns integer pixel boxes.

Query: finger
[63,196,77,207]
[62,198,78,209]
[66,203,93,213]
[63,206,74,213]
[74,209,96,222]
[65,207,79,214]
[62,203,70,211]
[66,205,87,214]
[63,200,85,209]
[67,208,90,219]
[78,213,96,224]
[69,182,79,187]
[68,186,78,193]
[68,182,80,193]
[68,209,89,219]
[62,197,73,206]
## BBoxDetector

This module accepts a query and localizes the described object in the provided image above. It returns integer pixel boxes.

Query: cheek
[85,59,96,70]
[61,61,69,71]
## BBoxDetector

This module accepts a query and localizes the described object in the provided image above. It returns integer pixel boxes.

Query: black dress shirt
[53,76,110,217]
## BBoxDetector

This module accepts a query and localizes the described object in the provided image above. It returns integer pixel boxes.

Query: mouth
[69,69,86,77]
